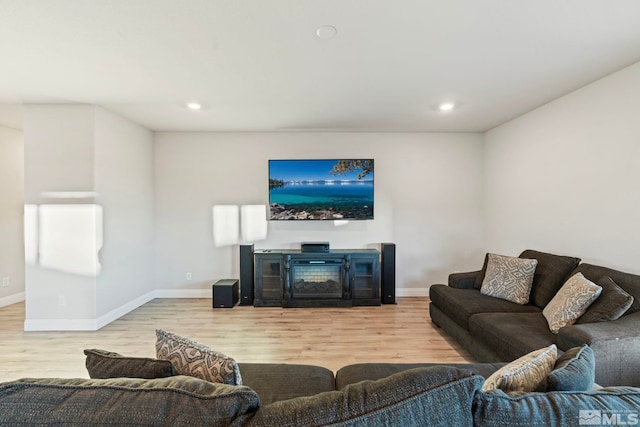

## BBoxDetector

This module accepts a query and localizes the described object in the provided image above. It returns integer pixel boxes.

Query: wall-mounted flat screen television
[269,159,374,220]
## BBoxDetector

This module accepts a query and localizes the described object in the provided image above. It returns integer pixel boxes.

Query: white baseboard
[95,290,156,330]
[0,292,25,308]
[24,291,156,332]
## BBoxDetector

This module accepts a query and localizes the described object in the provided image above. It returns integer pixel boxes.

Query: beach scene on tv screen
[269,159,374,220]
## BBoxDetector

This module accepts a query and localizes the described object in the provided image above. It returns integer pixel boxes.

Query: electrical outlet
[1,277,8,287]
[58,295,66,306]
[186,272,192,280]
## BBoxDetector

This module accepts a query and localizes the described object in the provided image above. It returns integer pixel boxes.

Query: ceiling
[2,0,640,132]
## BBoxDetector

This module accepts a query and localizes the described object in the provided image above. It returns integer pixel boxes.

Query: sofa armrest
[558,312,640,386]
[448,271,481,289]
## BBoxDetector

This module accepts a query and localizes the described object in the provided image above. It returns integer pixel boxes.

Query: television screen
[269,159,374,220]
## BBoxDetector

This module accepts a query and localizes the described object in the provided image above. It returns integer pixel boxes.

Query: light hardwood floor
[0,297,473,381]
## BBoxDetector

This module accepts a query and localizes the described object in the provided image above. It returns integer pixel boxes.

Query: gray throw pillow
[518,249,581,309]
[543,273,602,333]
[155,329,242,385]
[480,253,538,305]
[84,348,177,379]
[546,345,595,391]
[577,276,634,324]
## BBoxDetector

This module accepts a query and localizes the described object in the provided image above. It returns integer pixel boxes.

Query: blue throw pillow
[546,345,595,391]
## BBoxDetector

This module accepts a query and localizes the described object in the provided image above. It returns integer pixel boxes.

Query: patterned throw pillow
[482,344,557,392]
[576,276,634,324]
[84,349,177,379]
[155,329,242,385]
[543,273,602,333]
[480,253,538,305]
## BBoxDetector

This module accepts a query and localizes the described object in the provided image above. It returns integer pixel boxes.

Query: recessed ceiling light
[438,102,456,112]
[316,25,337,39]
[186,102,202,110]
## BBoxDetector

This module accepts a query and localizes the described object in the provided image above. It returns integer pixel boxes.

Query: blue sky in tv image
[268,159,374,220]
[269,159,374,182]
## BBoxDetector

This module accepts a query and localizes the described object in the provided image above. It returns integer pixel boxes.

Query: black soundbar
[301,242,330,253]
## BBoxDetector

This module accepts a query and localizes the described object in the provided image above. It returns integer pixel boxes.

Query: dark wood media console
[253,249,381,307]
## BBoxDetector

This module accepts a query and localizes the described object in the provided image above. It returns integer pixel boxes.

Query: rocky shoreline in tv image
[269,203,373,220]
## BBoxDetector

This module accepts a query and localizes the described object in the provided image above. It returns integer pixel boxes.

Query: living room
[2,3,640,424]
[0,0,639,328]
[2,65,640,330]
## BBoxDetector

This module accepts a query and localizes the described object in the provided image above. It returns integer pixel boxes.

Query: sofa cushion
[84,348,177,379]
[542,273,602,333]
[469,312,557,362]
[238,363,335,405]
[155,329,242,385]
[335,362,506,389]
[0,376,259,426]
[480,253,537,305]
[577,276,634,324]
[518,250,581,309]
[572,263,640,316]
[473,387,640,427]
[473,250,580,300]
[430,285,541,331]
[482,345,557,392]
[246,366,483,427]
[546,345,595,391]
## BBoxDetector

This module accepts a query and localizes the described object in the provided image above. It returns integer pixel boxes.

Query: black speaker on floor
[239,244,254,306]
[212,279,239,308]
[380,243,396,304]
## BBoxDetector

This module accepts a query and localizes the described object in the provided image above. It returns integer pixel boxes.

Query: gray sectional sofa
[2,360,640,426]
[430,249,640,387]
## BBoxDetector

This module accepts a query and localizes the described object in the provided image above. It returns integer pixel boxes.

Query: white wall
[23,105,97,326]
[484,61,640,274]
[94,107,155,318]
[154,132,485,295]
[23,106,96,203]
[23,105,156,330]
[0,126,24,306]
